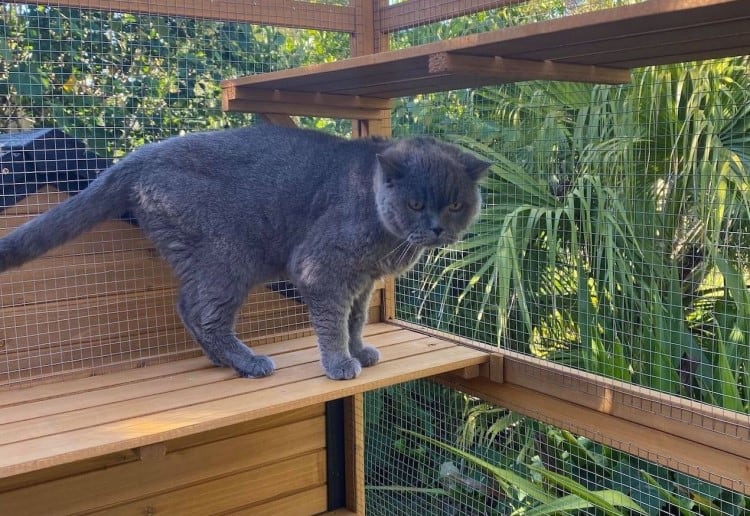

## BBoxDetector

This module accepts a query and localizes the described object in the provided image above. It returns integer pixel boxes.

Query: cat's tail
[0,166,134,273]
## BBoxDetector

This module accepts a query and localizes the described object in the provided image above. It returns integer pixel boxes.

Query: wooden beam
[223,87,392,120]
[394,321,749,460]
[437,374,750,496]
[258,114,298,128]
[499,354,750,460]
[9,0,355,32]
[343,394,365,515]
[428,52,631,85]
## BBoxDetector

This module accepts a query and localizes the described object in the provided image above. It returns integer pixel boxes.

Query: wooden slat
[438,374,750,495]
[0,334,444,441]
[95,451,327,515]
[233,485,328,515]
[0,326,404,425]
[0,417,326,514]
[223,87,393,119]
[0,405,323,494]
[8,0,355,32]
[0,325,487,478]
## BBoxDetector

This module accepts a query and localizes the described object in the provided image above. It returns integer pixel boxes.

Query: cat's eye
[408,200,424,211]
[448,202,463,212]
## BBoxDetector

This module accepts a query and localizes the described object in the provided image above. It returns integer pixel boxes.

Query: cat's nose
[431,226,444,237]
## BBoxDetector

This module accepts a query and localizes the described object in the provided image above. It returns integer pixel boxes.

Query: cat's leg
[288,267,363,380]
[348,284,380,368]
[304,288,362,380]
[177,276,275,378]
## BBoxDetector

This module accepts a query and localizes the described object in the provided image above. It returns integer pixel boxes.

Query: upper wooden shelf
[222,0,750,117]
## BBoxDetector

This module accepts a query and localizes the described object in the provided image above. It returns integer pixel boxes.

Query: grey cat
[0,125,489,380]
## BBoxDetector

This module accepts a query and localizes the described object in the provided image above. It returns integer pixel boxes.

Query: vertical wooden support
[351,0,395,324]
[258,113,298,127]
[344,393,366,514]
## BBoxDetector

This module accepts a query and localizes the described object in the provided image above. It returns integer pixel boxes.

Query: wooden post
[343,393,366,514]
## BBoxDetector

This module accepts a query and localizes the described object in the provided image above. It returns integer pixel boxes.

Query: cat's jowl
[0,126,490,380]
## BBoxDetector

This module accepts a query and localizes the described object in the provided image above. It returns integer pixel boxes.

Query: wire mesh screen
[0,2,349,388]
[395,57,750,410]
[383,1,750,514]
[364,379,748,515]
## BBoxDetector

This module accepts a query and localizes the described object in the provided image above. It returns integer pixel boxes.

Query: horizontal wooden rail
[437,373,749,495]
[7,0,355,32]
[395,321,750,495]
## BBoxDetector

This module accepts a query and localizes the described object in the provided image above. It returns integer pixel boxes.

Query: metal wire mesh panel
[365,379,748,515]
[0,2,349,388]
[385,1,749,513]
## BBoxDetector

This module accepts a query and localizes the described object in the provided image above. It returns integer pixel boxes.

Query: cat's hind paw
[234,355,276,378]
[323,356,362,380]
[354,345,380,367]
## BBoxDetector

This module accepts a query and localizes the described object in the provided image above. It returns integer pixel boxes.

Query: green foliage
[398,57,750,415]
[0,5,350,156]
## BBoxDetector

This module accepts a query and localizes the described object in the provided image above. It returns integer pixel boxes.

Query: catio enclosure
[0,0,749,514]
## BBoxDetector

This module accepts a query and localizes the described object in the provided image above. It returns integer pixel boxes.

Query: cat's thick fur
[0,125,489,380]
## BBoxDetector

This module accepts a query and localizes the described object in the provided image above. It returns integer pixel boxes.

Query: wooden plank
[7,0,355,32]
[438,375,750,495]
[0,253,176,308]
[0,405,324,494]
[501,354,750,460]
[93,450,327,515]
[394,320,750,460]
[166,404,325,452]
[0,333,443,438]
[464,0,750,66]
[225,98,391,120]
[511,18,750,65]
[0,331,486,477]
[429,52,631,84]
[0,324,395,403]
[0,417,326,514]
[231,485,328,515]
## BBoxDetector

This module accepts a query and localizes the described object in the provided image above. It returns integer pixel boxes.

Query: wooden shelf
[222,0,750,116]
[0,323,487,479]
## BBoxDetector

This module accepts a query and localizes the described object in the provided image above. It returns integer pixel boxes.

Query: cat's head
[374,137,491,248]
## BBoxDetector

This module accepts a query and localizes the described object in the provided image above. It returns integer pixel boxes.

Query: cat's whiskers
[379,240,412,269]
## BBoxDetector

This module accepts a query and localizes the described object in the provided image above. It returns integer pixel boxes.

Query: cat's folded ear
[376,152,404,183]
[460,153,493,181]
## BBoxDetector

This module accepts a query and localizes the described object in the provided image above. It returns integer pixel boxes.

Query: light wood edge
[393,319,750,461]
[436,374,750,496]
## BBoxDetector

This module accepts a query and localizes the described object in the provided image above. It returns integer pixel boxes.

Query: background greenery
[2,2,747,514]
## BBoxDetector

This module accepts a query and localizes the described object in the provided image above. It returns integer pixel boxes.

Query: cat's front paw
[323,356,362,380]
[353,345,380,367]
[234,355,276,378]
